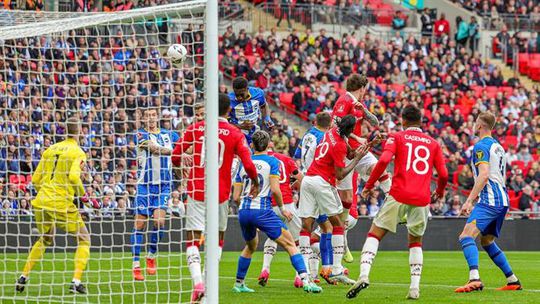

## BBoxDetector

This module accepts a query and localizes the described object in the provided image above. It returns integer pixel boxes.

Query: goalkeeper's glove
[81,193,102,209]
[263,116,275,129]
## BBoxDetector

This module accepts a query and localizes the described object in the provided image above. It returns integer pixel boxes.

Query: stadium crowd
[218,23,540,214]
[0,16,538,220]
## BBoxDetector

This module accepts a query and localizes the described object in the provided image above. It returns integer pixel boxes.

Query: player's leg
[347,195,401,299]
[69,220,91,294]
[344,215,358,263]
[480,209,521,290]
[297,176,319,283]
[356,153,391,194]
[233,210,259,293]
[261,207,282,281]
[309,231,321,283]
[132,214,147,280]
[404,205,429,300]
[17,208,54,293]
[146,208,166,275]
[185,196,207,300]
[317,215,333,281]
[336,171,353,276]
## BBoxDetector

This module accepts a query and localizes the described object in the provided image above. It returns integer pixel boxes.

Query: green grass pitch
[1,251,539,303]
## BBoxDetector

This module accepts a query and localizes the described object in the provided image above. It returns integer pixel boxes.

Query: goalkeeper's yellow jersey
[31,137,87,213]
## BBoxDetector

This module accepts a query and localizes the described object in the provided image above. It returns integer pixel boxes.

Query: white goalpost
[0,1,219,303]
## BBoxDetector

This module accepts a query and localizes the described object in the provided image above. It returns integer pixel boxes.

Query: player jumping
[298,115,370,286]
[258,147,304,288]
[332,74,391,277]
[346,105,448,300]
[232,130,322,294]
[172,93,259,303]
[455,112,522,293]
[228,77,274,144]
[16,117,99,294]
[131,107,179,281]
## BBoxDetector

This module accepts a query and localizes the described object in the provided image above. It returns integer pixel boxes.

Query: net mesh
[0,2,207,303]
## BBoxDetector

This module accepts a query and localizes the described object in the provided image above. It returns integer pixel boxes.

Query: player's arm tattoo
[361,105,380,127]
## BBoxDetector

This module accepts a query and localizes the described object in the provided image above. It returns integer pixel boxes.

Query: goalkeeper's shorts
[34,207,85,234]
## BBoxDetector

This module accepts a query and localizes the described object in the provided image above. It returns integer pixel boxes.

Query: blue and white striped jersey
[228,86,266,126]
[136,128,179,185]
[294,126,325,172]
[471,136,509,207]
[235,154,280,210]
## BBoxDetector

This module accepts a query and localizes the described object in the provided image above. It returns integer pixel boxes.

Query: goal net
[0,1,211,303]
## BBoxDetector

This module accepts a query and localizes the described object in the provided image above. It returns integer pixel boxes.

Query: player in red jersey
[346,105,448,300]
[332,74,391,279]
[171,93,259,303]
[298,115,370,285]
[258,148,304,287]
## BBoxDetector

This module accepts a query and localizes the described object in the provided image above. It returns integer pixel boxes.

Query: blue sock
[148,226,165,255]
[236,256,251,281]
[290,253,307,275]
[131,229,144,262]
[483,242,513,277]
[326,232,333,265]
[460,237,479,271]
[320,233,329,266]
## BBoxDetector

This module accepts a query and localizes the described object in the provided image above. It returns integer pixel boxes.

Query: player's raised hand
[239,121,255,130]
[430,191,442,204]
[361,187,373,199]
[281,208,293,222]
[372,132,387,146]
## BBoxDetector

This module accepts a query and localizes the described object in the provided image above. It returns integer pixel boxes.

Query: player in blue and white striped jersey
[232,131,322,294]
[456,112,521,293]
[228,77,274,144]
[294,112,331,172]
[131,107,179,281]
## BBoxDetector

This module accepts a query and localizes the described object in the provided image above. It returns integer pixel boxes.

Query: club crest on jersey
[386,137,395,145]
[476,150,484,160]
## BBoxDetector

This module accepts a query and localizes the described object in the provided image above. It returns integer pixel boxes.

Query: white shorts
[272,204,302,241]
[299,175,343,218]
[373,195,429,237]
[336,152,377,190]
[313,214,357,237]
[185,196,228,232]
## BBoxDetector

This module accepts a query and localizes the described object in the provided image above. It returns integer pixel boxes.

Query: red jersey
[306,127,348,187]
[365,127,448,206]
[268,151,298,206]
[172,118,257,204]
[332,92,364,149]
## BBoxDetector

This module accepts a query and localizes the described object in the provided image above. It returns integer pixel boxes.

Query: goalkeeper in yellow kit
[16,117,99,294]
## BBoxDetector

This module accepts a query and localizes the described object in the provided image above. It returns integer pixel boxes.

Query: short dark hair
[252,130,270,152]
[66,116,80,136]
[218,93,230,116]
[194,103,205,111]
[346,73,368,92]
[232,77,248,91]
[401,104,422,124]
[315,112,331,128]
[337,115,356,137]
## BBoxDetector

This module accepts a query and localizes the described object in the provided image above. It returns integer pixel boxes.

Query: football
[167,43,187,66]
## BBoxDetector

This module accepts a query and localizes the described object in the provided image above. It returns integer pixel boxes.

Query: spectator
[367,197,379,217]
[434,13,450,43]
[510,174,527,194]
[455,16,469,48]
[420,8,434,37]
[516,145,533,164]
[444,196,462,217]
[277,0,292,29]
[458,165,474,190]
[468,16,480,52]
[271,128,289,154]
[392,10,407,33]
[519,185,534,219]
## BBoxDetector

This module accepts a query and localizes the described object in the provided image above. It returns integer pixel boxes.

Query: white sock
[409,246,423,289]
[360,237,379,281]
[309,242,320,278]
[218,246,223,262]
[262,238,277,272]
[331,232,345,274]
[507,274,518,283]
[187,245,203,285]
[379,178,391,194]
[72,278,81,286]
[133,261,140,269]
[147,252,156,259]
[299,234,312,276]
[469,269,480,280]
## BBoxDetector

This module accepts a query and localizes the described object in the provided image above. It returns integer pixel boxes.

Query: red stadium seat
[505,136,518,148]
[245,55,257,67]
[390,84,404,93]
[518,53,529,75]
[279,92,294,106]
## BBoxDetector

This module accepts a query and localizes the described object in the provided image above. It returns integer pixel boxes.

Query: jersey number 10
[199,136,225,168]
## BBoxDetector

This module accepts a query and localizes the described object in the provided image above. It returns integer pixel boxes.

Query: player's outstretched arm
[461,163,489,215]
[357,102,380,127]
[146,141,172,156]
[336,144,370,181]
[232,182,243,205]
